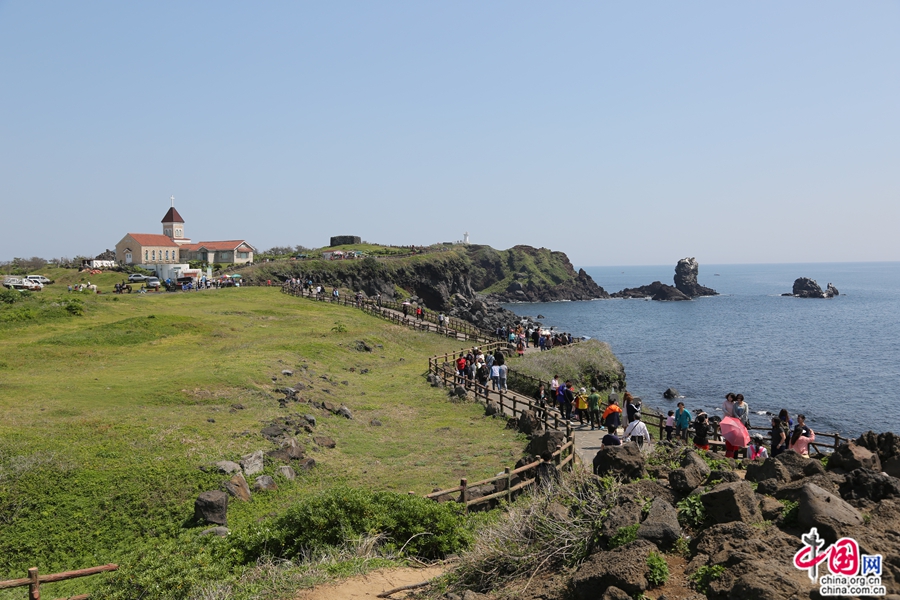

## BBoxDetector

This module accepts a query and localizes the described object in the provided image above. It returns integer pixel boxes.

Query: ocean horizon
[502,261,900,440]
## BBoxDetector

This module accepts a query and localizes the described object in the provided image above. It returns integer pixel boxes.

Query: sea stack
[787,278,839,298]
[673,257,718,297]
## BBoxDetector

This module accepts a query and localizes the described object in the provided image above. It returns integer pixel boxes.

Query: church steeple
[161,196,189,244]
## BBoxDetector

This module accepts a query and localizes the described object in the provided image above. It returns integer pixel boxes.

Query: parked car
[145,277,161,289]
[26,275,53,285]
[2,277,28,290]
[128,274,150,283]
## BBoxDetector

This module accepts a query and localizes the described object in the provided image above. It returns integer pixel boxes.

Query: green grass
[0,282,528,598]
[508,339,626,397]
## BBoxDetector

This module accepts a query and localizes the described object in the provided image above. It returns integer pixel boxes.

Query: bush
[646,551,669,587]
[608,523,639,549]
[452,469,619,592]
[691,564,726,593]
[677,495,706,529]
[780,499,799,526]
[234,486,471,562]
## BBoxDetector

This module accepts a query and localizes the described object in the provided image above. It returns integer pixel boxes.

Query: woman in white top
[623,415,651,449]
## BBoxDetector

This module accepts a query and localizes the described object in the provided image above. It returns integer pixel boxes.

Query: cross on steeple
[170,195,175,207]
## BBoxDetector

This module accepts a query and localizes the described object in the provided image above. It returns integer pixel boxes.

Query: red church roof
[127,233,180,247]
[161,207,184,223]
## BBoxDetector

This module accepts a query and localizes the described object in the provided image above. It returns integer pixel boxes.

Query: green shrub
[677,495,706,528]
[234,486,471,561]
[780,499,799,526]
[90,535,235,600]
[646,551,670,587]
[690,564,726,593]
[608,523,639,549]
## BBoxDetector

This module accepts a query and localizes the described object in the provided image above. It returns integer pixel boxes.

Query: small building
[179,241,256,265]
[115,202,255,270]
[115,233,181,266]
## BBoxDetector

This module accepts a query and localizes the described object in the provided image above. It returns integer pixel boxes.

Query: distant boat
[714,273,720,276]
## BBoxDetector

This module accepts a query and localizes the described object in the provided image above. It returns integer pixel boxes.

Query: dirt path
[293,566,445,600]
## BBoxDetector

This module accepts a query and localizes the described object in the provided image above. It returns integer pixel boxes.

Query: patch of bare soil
[644,554,698,600]
[293,566,445,600]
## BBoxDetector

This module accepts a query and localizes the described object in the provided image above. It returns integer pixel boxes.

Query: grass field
[0,279,526,598]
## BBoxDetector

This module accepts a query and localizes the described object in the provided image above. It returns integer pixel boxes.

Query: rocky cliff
[241,244,608,327]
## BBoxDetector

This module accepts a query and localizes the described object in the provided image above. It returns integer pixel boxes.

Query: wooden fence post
[460,478,468,514]
[28,567,39,600]
[505,467,512,503]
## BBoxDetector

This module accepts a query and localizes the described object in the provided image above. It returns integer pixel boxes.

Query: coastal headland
[0,246,884,600]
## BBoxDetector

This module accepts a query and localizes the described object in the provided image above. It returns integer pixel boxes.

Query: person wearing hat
[573,387,588,425]
[748,434,769,460]
[587,387,602,430]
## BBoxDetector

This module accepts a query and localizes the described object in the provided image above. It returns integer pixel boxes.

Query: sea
[501,262,900,439]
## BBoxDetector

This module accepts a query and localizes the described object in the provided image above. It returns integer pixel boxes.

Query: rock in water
[663,387,679,399]
[674,257,717,297]
[792,277,824,297]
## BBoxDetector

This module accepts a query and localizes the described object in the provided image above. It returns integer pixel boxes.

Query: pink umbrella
[719,416,750,448]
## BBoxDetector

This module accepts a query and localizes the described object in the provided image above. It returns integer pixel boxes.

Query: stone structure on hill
[330,235,361,246]
[786,277,839,298]
[674,257,718,297]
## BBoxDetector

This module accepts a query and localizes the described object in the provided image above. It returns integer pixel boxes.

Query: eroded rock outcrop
[786,277,839,298]
[674,257,718,297]
[610,257,716,300]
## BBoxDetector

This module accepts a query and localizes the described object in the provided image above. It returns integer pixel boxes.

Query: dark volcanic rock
[674,257,717,297]
[828,442,881,473]
[797,482,863,542]
[855,431,900,477]
[570,539,657,598]
[637,499,682,548]
[195,490,228,525]
[701,481,762,524]
[790,277,837,298]
[592,443,647,482]
[610,281,691,301]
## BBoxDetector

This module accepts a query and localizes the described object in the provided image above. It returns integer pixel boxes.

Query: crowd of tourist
[547,387,818,461]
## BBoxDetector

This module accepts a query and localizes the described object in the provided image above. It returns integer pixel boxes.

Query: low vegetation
[0,281,529,599]
[508,339,626,398]
[450,470,618,593]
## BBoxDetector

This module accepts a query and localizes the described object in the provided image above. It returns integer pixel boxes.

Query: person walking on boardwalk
[550,375,560,408]
[575,388,588,425]
[498,362,509,392]
[587,387,602,430]
[535,383,549,419]
[563,381,576,422]
[623,414,651,449]
[665,411,675,441]
[602,398,622,435]
[625,393,641,424]
[675,402,691,442]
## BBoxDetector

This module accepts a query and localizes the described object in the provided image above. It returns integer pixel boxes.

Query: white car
[26,275,53,285]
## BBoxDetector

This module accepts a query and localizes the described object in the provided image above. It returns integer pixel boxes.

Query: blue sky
[1,2,897,266]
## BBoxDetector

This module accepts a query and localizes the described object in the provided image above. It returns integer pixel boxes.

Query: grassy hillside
[0,283,525,598]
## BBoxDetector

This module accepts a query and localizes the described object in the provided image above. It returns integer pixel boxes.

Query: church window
[152,250,156,261]
[145,250,148,261]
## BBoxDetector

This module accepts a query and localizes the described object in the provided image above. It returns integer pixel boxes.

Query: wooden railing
[0,564,117,600]
[281,283,496,343]
[424,355,575,511]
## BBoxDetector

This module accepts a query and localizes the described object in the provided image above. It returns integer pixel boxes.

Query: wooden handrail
[0,564,118,599]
